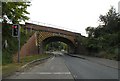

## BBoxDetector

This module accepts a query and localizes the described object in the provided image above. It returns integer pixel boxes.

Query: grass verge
[2,54,51,78]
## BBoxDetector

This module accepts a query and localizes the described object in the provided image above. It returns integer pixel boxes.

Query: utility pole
[18,25,20,63]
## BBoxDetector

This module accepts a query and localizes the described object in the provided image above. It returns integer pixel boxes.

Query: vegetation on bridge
[79,7,120,61]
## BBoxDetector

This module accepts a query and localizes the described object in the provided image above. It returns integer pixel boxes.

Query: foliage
[2,24,34,64]
[84,6,120,60]
[2,1,31,24]
[45,42,68,51]
[85,27,95,38]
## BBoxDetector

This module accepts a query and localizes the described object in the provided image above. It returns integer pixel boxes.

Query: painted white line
[53,72,71,74]
[73,75,77,78]
[21,72,71,75]
[51,56,55,60]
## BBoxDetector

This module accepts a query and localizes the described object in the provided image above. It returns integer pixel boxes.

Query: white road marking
[51,56,55,60]
[53,72,71,74]
[21,72,71,75]
[73,75,77,78]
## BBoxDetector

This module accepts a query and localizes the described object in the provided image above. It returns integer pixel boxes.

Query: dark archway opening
[40,36,76,54]
[45,41,68,52]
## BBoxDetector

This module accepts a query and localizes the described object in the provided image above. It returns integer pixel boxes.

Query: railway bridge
[19,23,86,56]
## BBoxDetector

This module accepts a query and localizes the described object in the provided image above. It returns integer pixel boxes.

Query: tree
[85,26,95,38]
[84,6,120,60]
[99,6,120,33]
[2,1,31,24]
[45,41,68,51]
[93,25,105,38]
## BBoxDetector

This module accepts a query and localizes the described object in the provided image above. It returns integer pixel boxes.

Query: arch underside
[36,31,76,54]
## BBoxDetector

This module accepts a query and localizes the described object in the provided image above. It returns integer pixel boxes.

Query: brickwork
[13,23,87,62]
[13,33,38,62]
[25,23,76,36]
[24,23,80,54]
[20,33,38,56]
[36,31,76,47]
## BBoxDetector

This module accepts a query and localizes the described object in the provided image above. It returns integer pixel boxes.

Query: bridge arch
[24,23,83,55]
[40,36,76,54]
[16,23,87,58]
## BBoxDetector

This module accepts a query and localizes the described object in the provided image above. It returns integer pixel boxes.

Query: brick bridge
[19,23,86,56]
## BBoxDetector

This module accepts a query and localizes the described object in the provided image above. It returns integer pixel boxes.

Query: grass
[20,54,50,63]
[2,24,52,77]
[2,63,21,77]
[2,54,51,78]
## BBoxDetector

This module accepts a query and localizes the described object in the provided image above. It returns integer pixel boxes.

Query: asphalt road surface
[7,54,118,80]
[63,55,118,79]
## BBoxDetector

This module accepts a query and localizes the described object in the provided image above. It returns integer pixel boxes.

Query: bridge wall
[20,33,38,56]
[25,23,78,54]
[13,33,38,62]
[36,31,76,45]
[13,23,86,59]
[25,23,76,36]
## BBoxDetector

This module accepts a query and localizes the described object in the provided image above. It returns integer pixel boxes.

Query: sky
[27,0,120,36]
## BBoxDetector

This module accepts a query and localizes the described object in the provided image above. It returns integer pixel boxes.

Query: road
[7,54,118,80]
[63,55,118,79]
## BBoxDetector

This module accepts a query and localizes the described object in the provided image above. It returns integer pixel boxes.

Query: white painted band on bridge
[21,72,71,75]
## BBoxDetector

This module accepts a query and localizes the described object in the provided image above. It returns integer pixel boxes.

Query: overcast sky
[27,0,119,36]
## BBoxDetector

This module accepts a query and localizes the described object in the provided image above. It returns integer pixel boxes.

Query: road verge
[18,55,53,72]
[2,54,53,78]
